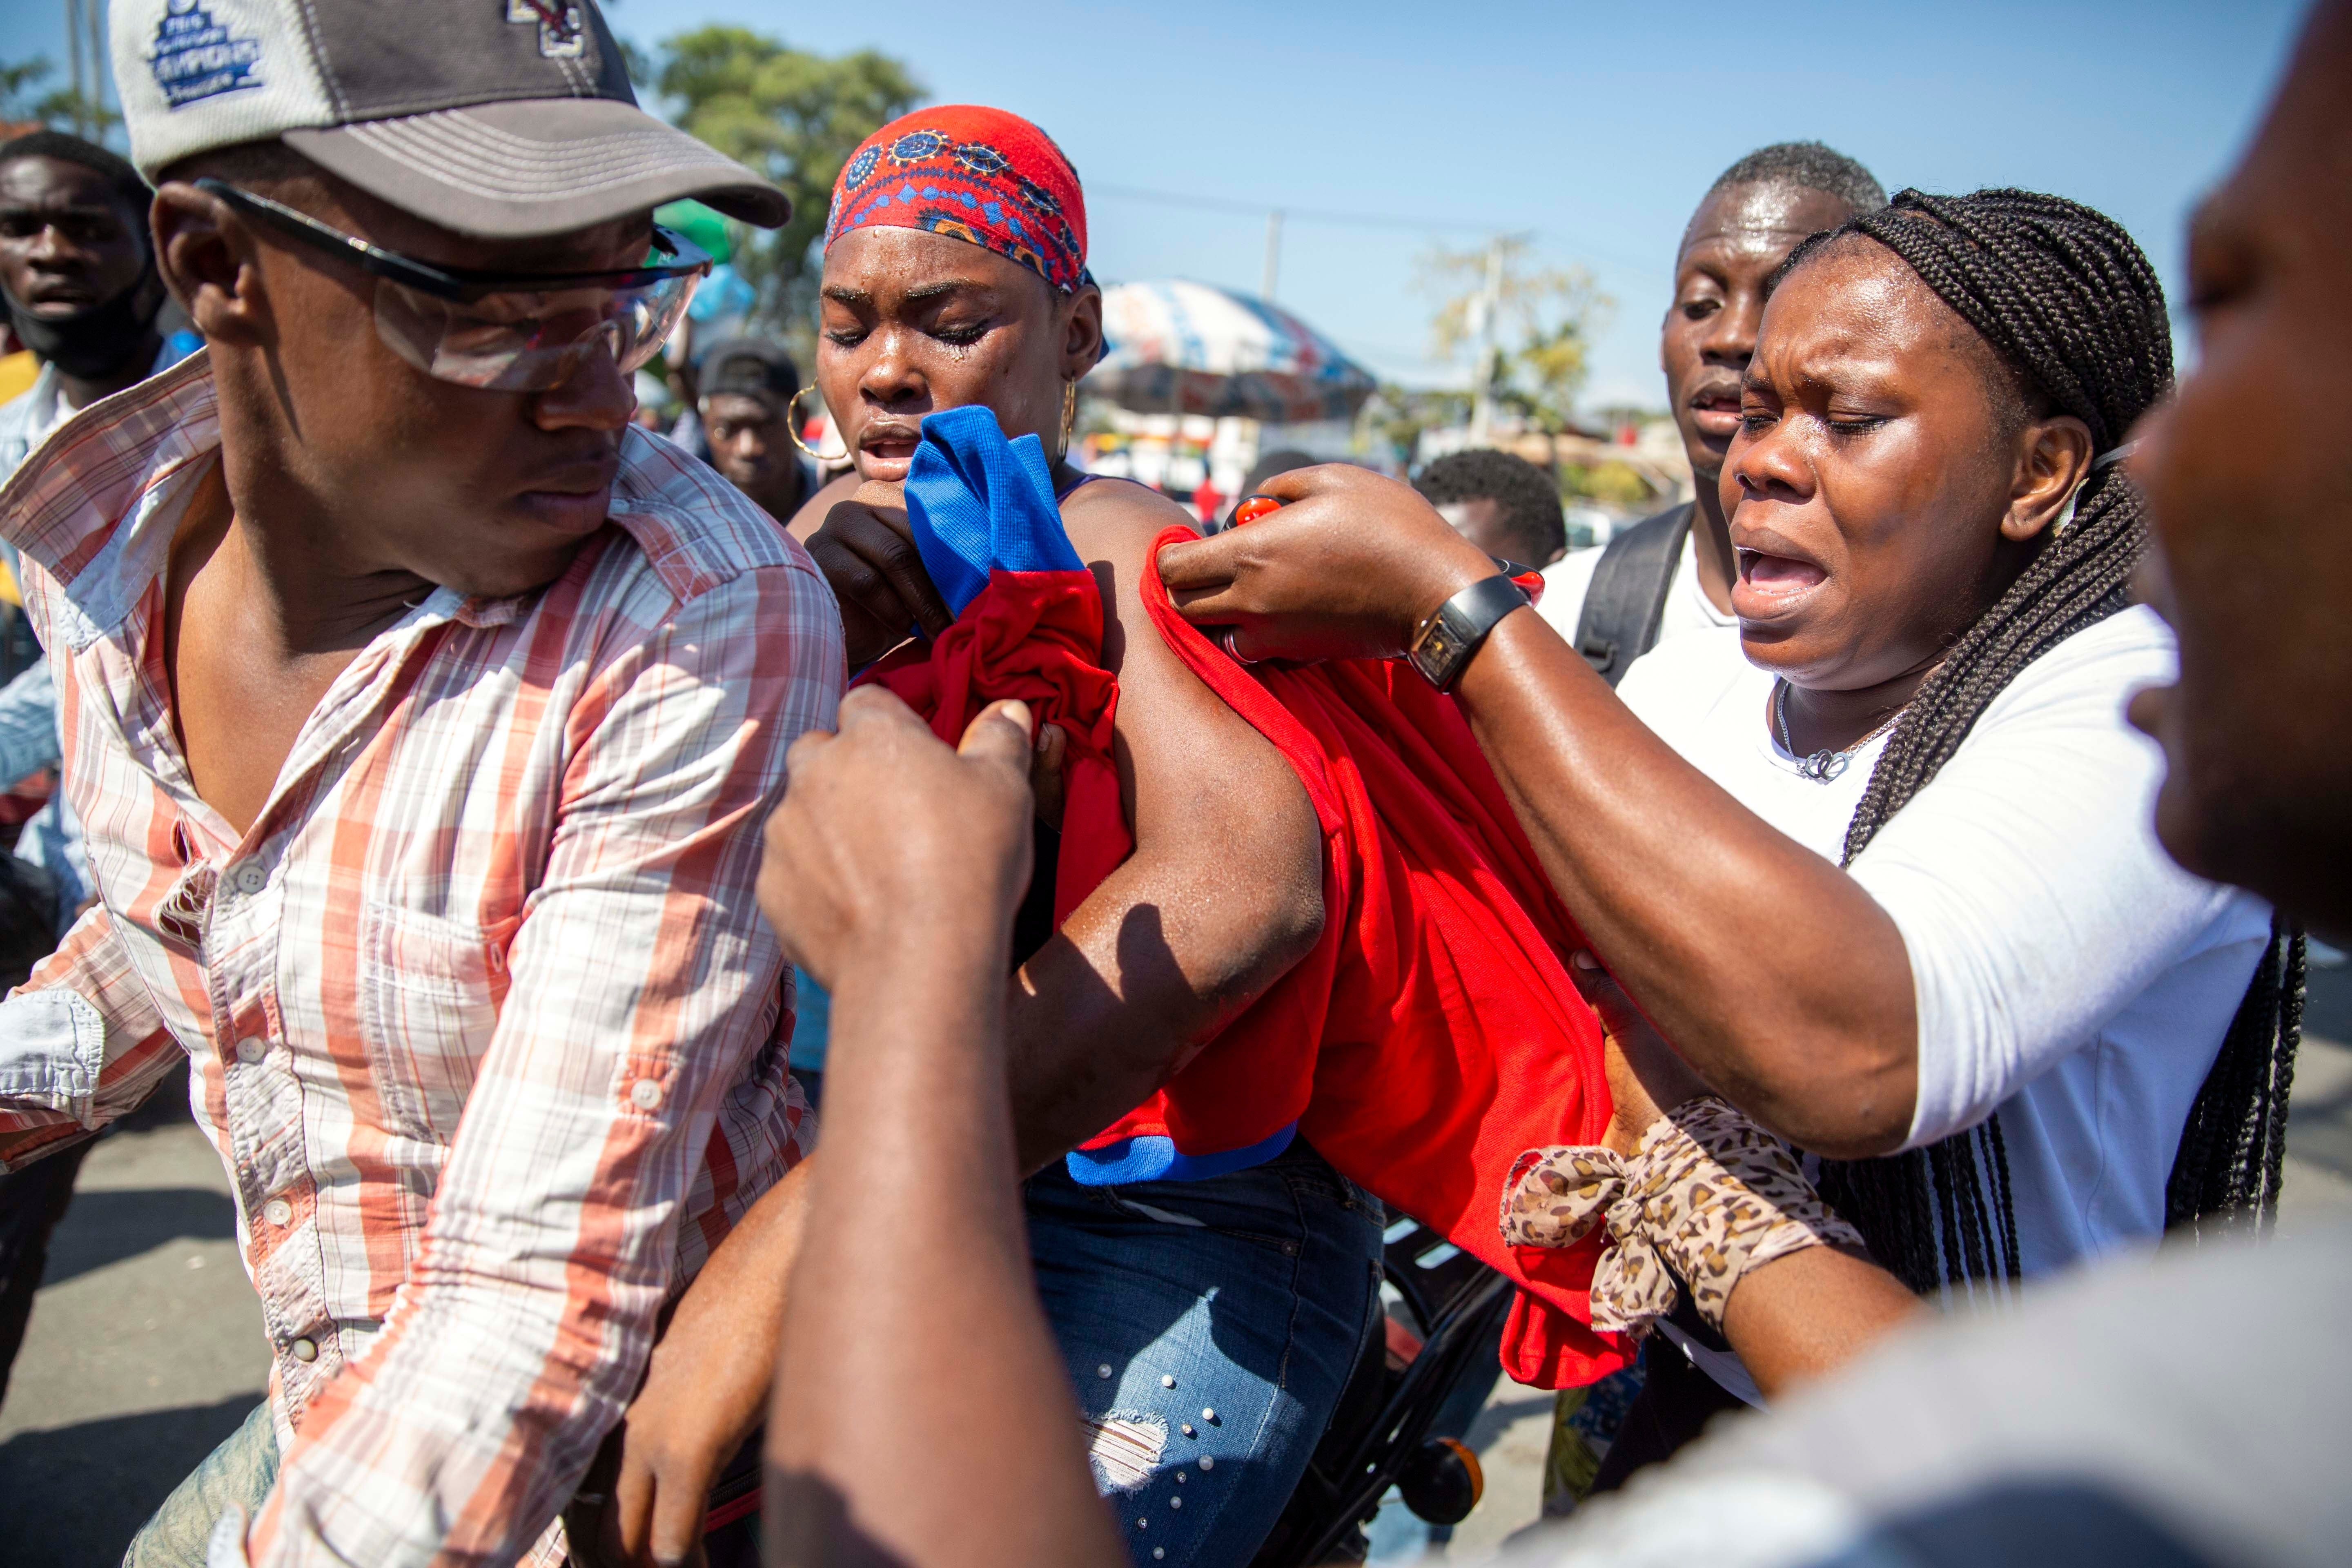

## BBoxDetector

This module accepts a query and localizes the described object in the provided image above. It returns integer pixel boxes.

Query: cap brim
[283,99,790,241]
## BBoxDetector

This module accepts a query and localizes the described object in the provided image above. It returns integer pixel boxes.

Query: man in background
[1539,142,1884,686]
[0,130,197,476]
[0,127,197,1408]
[0,128,199,897]
[1415,447,1568,566]
[1521,138,1883,1507]
[692,336,816,524]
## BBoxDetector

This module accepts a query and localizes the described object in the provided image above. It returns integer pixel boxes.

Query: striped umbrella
[1087,279,1378,424]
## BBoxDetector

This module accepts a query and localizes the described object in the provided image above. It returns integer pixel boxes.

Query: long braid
[2165,919,2305,1236]
[1783,190,2305,1294]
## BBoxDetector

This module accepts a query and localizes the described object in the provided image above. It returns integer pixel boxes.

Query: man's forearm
[767,933,1122,1568]
[1454,613,1920,1156]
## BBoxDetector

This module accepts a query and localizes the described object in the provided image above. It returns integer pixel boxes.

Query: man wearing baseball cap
[0,3,838,1563]
[692,336,819,524]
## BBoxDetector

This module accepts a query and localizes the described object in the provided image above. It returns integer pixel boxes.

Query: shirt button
[290,1337,317,1363]
[629,1078,663,1110]
[263,1198,293,1227]
[236,1035,266,1065]
[228,859,267,895]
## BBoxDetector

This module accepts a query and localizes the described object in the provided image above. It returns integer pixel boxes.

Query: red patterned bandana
[824,105,1089,293]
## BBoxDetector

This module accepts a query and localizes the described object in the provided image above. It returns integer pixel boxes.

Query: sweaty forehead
[0,156,128,215]
[1683,181,1854,256]
[1757,242,1980,379]
[704,391,781,422]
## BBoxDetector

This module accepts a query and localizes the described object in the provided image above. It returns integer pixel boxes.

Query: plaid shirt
[0,356,840,1565]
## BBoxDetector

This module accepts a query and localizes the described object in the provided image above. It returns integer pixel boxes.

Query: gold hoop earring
[786,385,851,464]
[1059,379,1078,457]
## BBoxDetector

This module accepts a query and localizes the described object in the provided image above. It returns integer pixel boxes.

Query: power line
[1091,183,1511,236]
[1091,181,1661,276]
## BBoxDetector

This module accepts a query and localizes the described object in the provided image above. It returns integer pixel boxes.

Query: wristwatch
[1405,574,1530,692]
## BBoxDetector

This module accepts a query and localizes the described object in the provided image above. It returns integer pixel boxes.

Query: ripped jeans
[1026,1137,1386,1568]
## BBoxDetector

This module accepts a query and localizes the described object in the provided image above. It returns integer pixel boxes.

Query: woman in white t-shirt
[1157,188,2299,1429]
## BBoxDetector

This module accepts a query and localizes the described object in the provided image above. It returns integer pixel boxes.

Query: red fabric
[858,569,1127,926]
[862,547,1627,1388]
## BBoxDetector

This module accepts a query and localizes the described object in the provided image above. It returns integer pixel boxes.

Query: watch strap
[1408,574,1529,691]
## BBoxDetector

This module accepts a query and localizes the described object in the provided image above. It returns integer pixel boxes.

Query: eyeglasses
[195,178,710,392]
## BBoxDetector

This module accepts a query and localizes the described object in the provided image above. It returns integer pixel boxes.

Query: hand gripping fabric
[855,405,1128,930]
[857,407,1625,1385]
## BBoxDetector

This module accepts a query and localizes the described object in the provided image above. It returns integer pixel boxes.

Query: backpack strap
[1571,502,1693,688]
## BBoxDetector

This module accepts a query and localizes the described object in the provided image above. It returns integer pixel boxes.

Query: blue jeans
[1028,1138,1386,1568]
[124,1398,280,1567]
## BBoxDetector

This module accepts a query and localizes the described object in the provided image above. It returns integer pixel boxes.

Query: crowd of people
[0,0,2343,1566]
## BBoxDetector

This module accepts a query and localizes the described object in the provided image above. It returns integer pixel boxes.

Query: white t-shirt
[1616,605,2271,1278]
[1507,1224,2352,1568]
[1537,526,1739,656]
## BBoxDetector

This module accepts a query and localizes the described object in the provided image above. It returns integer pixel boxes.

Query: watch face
[1410,618,1470,687]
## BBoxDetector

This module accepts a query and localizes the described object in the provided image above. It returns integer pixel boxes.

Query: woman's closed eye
[928,318,993,347]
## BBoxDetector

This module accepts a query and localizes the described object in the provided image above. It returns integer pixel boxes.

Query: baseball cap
[700,339,800,407]
[110,0,789,239]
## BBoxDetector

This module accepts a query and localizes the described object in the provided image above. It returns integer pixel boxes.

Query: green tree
[1364,383,1471,471]
[0,56,120,141]
[632,27,922,339]
[1417,236,1610,435]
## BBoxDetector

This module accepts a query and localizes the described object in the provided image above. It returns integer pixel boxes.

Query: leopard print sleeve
[1501,1096,1868,1339]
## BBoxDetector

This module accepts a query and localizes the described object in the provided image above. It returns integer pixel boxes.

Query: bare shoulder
[1053,478,1316,889]
[1055,478,1199,673]
[1058,476,1200,568]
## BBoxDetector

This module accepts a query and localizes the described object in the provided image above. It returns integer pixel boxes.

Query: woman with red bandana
[590,108,1385,1568]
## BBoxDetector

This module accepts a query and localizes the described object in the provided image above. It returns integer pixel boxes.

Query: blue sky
[29,0,2309,411]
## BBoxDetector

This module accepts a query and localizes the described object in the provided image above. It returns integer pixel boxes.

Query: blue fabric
[1027,1138,1385,1568]
[125,1398,280,1567]
[1065,1122,1299,1186]
[788,964,831,1074]
[0,654,85,935]
[899,410,1296,1192]
[0,656,60,791]
[903,405,1082,619]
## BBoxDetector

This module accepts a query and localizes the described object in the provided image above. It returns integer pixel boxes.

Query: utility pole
[1261,209,1283,303]
[1467,236,1503,443]
[62,0,110,141]
[65,0,87,138]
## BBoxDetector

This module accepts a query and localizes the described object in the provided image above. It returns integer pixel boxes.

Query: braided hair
[1772,190,2306,1294]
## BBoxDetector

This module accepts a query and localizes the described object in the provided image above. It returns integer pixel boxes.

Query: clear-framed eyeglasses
[195,177,710,392]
